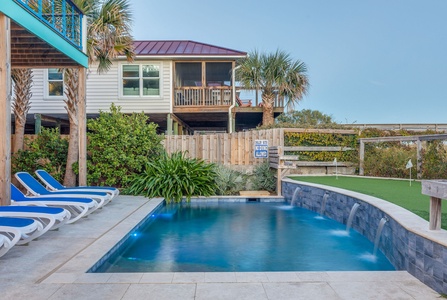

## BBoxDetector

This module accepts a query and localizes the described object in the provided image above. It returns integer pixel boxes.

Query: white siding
[28,69,67,114]
[25,60,172,115]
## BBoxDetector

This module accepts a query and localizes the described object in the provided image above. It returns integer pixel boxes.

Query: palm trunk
[262,94,275,126]
[11,68,32,153]
[63,68,79,187]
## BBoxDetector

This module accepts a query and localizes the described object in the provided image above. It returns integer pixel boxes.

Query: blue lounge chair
[0,216,44,247]
[35,169,119,199]
[0,206,70,233]
[15,172,111,208]
[11,184,98,224]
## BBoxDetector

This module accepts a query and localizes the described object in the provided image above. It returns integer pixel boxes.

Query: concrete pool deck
[0,196,441,300]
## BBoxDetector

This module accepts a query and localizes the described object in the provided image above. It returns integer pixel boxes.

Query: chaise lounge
[35,169,119,199]
[0,216,44,247]
[11,184,98,224]
[15,172,112,208]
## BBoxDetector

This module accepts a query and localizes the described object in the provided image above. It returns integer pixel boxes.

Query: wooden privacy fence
[163,128,357,166]
[164,129,285,165]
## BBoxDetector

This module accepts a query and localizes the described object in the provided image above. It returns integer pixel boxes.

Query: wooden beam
[359,140,365,176]
[0,14,11,206]
[359,134,447,143]
[416,140,422,180]
[429,197,442,230]
[284,128,357,135]
[283,146,354,152]
[78,67,87,186]
[167,113,172,135]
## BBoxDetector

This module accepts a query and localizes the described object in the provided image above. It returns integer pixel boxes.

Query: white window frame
[119,62,162,99]
[44,68,65,100]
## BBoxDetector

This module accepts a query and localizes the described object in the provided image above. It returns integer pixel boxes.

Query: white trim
[43,69,65,101]
[118,61,163,100]
[169,61,173,114]
[117,55,246,60]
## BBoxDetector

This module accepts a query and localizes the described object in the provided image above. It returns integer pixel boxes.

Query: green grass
[289,176,447,229]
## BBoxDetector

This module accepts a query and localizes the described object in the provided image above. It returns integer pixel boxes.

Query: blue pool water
[92,202,395,272]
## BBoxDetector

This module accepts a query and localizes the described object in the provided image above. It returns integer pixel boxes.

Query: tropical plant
[12,128,68,181]
[86,104,163,188]
[251,162,276,192]
[63,0,135,186]
[237,49,309,125]
[214,164,247,195]
[11,68,33,154]
[125,152,218,203]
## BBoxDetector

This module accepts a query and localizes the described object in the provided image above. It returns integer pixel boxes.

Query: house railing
[174,86,233,106]
[14,0,83,49]
[174,87,285,108]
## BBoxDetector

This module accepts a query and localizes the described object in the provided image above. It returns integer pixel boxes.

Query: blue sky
[130,0,447,124]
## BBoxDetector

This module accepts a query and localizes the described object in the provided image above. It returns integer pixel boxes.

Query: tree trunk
[11,68,32,153]
[262,94,275,126]
[63,68,79,187]
[65,119,79,187]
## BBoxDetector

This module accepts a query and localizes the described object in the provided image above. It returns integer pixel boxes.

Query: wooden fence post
[0,14,11,206]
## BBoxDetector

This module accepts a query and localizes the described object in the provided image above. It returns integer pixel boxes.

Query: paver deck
[0,196,440,299]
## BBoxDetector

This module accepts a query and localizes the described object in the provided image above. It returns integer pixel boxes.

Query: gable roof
[133,40,247,57]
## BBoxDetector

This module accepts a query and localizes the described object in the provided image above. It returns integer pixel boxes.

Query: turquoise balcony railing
[14,0,83,50]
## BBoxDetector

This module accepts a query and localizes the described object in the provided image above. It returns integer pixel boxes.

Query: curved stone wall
[282,178,447,294]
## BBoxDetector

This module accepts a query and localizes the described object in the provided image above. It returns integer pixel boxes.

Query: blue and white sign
[254,140,269,158]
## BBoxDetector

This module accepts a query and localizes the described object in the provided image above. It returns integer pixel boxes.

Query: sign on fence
[254,140,269,158]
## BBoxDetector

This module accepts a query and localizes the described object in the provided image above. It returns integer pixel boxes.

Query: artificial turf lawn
[289,176,447,229]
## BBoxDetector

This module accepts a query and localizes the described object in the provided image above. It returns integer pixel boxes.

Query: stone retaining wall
[282,178,447,294]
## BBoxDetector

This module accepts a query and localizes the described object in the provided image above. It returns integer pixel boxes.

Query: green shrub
[214,164,247,195]
[251,162,276,192]
[422,140,447,179]
[12,128,68,181]
[86,104,163,188]
[284,131,358,163]
[125,152,218,203]
[363,146,416,178]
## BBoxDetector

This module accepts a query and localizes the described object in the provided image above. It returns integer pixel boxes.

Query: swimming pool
[91,202,394,273]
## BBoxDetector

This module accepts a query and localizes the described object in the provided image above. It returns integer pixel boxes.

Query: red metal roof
[133,40,246,57]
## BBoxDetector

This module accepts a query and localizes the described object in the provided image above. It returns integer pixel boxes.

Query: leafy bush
[125,152,218,203]
[285,131,358,163]
[422,141,447,179]
[214,164,247,195]
[251,162,276,192]
[363,146,416,178]
[12,128,68,181]
[86,104,163,188]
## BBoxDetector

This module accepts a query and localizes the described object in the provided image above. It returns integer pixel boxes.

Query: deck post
[34,113,41,134]
[173,120,178,135]
[0,14,11,206]
[359,140,365,175]
[429,197,442,230]
[167,114,172,135]
[78,67,87,186]
[416,139,422,179]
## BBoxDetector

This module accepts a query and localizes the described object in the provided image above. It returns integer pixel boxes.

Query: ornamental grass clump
[125,152,218,203]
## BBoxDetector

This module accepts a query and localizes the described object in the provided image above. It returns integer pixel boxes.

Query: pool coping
[1,194,440,299]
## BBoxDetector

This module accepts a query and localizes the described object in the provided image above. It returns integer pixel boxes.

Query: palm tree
[237,50,309,126]
[11,69,33,154]
[63,0,135,186]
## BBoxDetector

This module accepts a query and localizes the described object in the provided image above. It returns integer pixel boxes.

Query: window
[47,68,64,97]
[122,64,160,97]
